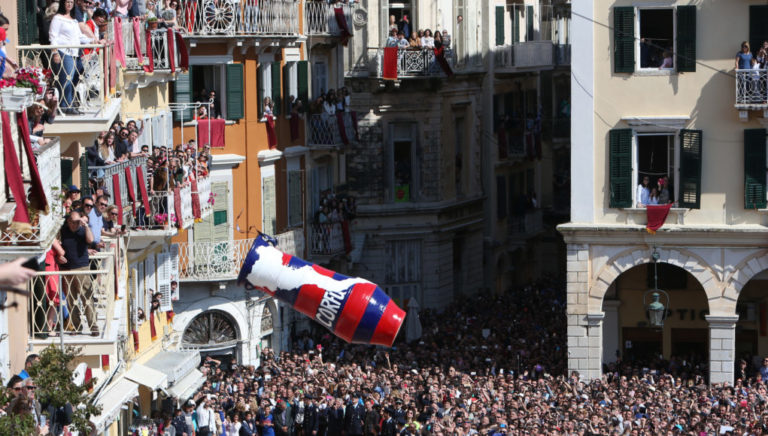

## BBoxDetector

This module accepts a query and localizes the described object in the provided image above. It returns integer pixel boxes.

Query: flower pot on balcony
[148,20,159,30]
[0,87,33,112]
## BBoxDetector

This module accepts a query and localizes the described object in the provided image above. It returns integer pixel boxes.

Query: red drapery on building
[265,115,278,149]
[434,47,453,76]
[124,166,136,218]
[144,30,154,73]
[382,47,399,80]
[190,179,201,220]
[132,330,139,351]
[646,204,672,234]
[174,31,189,70]
[131,18,145,65]
[168,28,176,72]
[113,17,126,68]
[17,111,49,213]
[112,173,123,225]
[197,118,226,148]
[2,111,31,233]
[173,187,183,227]
[150,311,157,341]
[136,166,151,217]
[334,7,352,46]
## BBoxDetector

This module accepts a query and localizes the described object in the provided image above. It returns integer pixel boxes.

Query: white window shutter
[169,244,180,301]
[152,115,163,148]
[136,261,146,319]
[157,252,172,311]
[165,110,173,148]
[145,254,156,303]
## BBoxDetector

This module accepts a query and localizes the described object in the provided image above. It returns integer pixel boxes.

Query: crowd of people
[385,15,451,51]
[636,175,673,208]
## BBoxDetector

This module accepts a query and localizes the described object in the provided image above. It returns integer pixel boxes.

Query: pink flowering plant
[12,67,51,94]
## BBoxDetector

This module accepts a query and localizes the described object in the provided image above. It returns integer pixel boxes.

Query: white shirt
[636,184,650,206]
[49,14,94,56]
[421,36,435,48]
[196,404,214,427]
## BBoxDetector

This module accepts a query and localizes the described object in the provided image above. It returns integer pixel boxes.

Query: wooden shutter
[157,252,172,312]
[512,7,520,44]
[745,129,767,209]
[262,176,276,235]
[609,129,632,208]
[16,0,39,46]
[679,129,703,209]
[526,6,534,42]
[288,171,302,226]
[750,6,768,60]
[297,61,309,110]
[496,176,507,219]
[614,7,635,73]
[257,64,264,120]
[79,154,90,197]
[225,63,244,120]
[676,6,697,72]
[495,6,505,46]
[173,71,194,121]
[272,61,282,116]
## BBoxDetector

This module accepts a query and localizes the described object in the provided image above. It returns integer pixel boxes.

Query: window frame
[635,6,677,74]
[383,239,423,307]
[632,132,680,207]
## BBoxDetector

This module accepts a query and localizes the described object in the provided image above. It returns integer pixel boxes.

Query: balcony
[0,138,64,253]
[109,19,182,80]
[17,44,120,131]
[736,70,768,114]
[178,0,300,37]
[309,222,347,257]
[363,48,454,79]
[508,209,544,240]
[177,229,304,281]
[28,245,119,343]
[307,112,356,148]
[305,1,353,37]
[494,41,557,71]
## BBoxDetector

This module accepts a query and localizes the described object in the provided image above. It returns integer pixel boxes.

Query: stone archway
[182,309,240,351]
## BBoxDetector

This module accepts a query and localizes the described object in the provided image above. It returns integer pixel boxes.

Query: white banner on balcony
[169,244,180,301]
[157,252,173,312]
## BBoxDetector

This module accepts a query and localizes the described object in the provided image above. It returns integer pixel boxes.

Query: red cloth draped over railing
[132,330,139,351]
[646,204,672,234]
[174,31,189,70]
[173,187,183,228]
[334,7,352,46]
[382,47,398,80]
[113,17,126,68]
[144,30,154,73]
[136,166,150,216]
[197,118,226,148]
[112,173,123,225]
[266,115,277,149]
[190,179,201,220]
[336,112,349,145]
[150,311,157,341]
[131,18,145,65]
[2,112,30,233]
[124,166,136,218]
[168,28,176,72]
[434,47,453,76]
[18,111,49,214]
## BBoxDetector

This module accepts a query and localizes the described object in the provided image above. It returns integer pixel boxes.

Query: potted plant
[15,66,50,99]
[0,78,33,112]
[147,12,159,30]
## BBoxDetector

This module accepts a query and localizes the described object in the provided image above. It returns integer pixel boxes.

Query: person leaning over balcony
[50,0,104,115]
[636,175,650,208]
[27,103,54,149]
[386,28,398,47]
[87,194,112,249]
[434,30,444,50]
[63,185,81,214]
[103,205,126,236]
[396,31,409,49]
[98,131,118,164]
[737,41,753,71]
[59,210,99,336]
[442,29,451,49]
[408,31,420,49]
[115,127,131,160]
[420,29,435,49]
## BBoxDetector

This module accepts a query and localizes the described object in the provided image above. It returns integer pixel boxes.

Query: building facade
[562,1,768,385]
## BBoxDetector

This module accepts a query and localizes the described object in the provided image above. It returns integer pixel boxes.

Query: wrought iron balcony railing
[736,69,768,109]
[309,222,346,257]
[307,112,356,147]
[364,48,454,78]
[305,1,352,36]
[178,0,300,37]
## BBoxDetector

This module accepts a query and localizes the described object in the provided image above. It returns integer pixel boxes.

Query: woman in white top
[49,0,99,114]
[420,29,435,49]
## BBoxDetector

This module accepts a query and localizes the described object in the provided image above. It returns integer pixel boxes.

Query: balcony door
[193,182,230,277]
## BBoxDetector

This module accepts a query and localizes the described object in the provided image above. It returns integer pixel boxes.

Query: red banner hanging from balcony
[150,311,157,341]
[336,112,349,145]
[190,179,201,220]
[132,329,139,351]
[101,354,110,371]
[124,166,136,218]
[2,112,31,234]
[131,18,145,65]
[113,17,126,68]
[168,28,176,72]
[112,173,123,226]
[646,204,672,234]
[17,111,49,214]
[136,166,151,217]
[173,187,183,228]
[265,115,278,149]
[334,7,352,46]
[197,118,226,148]
[382,47,398,80]
[434,47,453,77]
[174,31,189,70]
[144,30,154,73]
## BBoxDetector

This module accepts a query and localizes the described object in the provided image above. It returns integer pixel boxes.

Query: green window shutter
[745,129,767,209]
[17,0,38,46]
[79,154,90,197]
[679,129,703,209]
[173,71,193,121]
[225,63,244,120]
[297,61,309,110]
[272,61,282,116]
[257,64,264,120]
[614,7,635,73]
[609,129,632,208]
[676,6,697,72]
[495,6,505,46]
[288,171,303,226]
[512,8,520,44]
[526,6,534,42]
[750,6,768,61]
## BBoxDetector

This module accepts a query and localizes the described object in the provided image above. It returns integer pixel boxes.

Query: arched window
[182,310,238,349]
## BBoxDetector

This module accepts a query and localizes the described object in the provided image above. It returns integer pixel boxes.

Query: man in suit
[326,398,345,436]
[344,393,365,436]
[273,399,293,436]
[363,401,380,436]
[380,408,397,436]
[303,395,320,436]
[240,411,256,436]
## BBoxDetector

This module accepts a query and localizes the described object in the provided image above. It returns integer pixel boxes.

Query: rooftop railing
[305,1,352,36]
[178,0,300,37]
[17,44,114,119]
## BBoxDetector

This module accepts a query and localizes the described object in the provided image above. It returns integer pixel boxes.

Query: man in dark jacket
[326,398,345,436]
[273,399,293,436]
[380,408,397,436]
[345,394,365,436]
[240,411,256,436]
[303,395,320,436]
[172,408,189,436]
[363,401,380,436]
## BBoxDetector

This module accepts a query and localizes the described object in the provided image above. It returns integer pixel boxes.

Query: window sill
[619,206,689,226]
[622,207,689,213]
[634,69,675,76]
[182,120,237,127]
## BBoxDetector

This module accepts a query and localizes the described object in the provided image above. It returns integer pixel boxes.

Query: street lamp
[643,248,670,327]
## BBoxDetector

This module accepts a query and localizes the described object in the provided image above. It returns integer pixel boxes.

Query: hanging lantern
[643,247,669,327]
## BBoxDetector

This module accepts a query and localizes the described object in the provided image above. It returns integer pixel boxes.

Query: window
[312,161,333,216]
[613,6,696,73]
[496,176,507,220]
[283,62,299,114]
[384,239,422,307]
[745,128,767,209]
[390,123,418,203]
[287,157,303,227]
[258,62,276,119]
[175,64,244,121]
[312,60,328,99]
[608,129,701,209]
[454,0,467,64]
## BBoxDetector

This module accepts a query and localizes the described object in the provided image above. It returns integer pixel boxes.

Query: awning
[143,351,200,385]
[166,368,205,403]
[124,363,168,390]
[89,378,139,432]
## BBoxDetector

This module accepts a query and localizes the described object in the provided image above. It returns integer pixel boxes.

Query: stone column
[706,315,739,385]
[567,312,604,381]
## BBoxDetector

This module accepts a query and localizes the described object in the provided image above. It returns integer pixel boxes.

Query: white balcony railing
[307,113,355,147]
[18,44,113,119]
[736,69,768,109]
[110,19,180,72]
[179,184,193,228]
[305,2,352,36]
[91,156,148,226]
[0,138,64,248]
[310,222,346,256]
[178,0,299,37]
[29,246,117,339]
[366,48,454,78]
